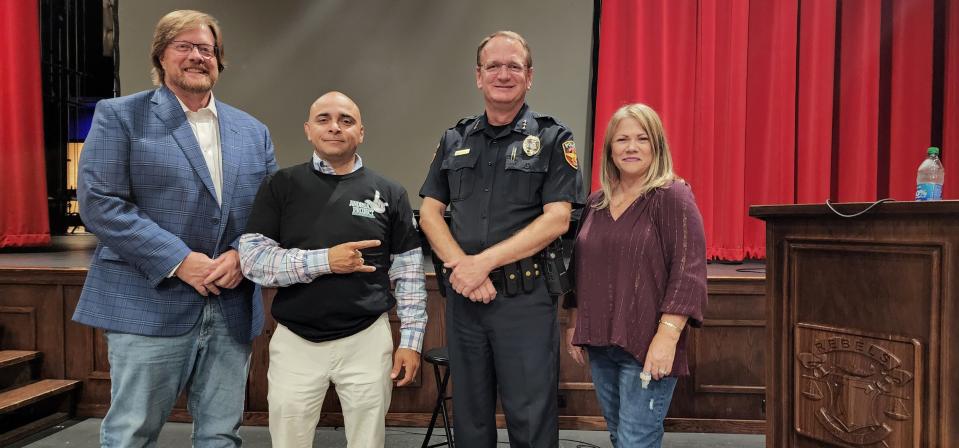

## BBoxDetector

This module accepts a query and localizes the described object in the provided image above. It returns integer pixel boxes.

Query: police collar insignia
[350,190,388,218]
[522,135,541,157]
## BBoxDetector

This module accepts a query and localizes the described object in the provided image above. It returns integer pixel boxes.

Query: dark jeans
[587,345,678,448]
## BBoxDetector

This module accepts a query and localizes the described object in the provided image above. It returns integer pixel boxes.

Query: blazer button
[211,217,220,224]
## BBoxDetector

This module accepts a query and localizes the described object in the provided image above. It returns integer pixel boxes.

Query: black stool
[422,347,454,448]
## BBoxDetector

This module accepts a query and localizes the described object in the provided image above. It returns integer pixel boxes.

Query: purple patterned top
[565,181,707,375]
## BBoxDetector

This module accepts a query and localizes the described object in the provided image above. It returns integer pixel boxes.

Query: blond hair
[476,30,532,68]
[595,103,675,209]
[150,10,226,85]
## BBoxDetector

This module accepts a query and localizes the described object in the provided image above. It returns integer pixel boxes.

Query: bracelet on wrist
[659,319,684,333]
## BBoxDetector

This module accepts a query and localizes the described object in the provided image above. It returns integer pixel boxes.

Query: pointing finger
[349,240,382,250]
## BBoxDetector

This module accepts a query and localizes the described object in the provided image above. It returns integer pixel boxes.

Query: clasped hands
[176,250,244,296]
[444,255,497,303]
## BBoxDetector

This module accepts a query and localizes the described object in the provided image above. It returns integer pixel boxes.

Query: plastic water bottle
[915,147,944,201]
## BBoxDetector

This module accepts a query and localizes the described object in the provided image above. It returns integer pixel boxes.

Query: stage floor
[0,235,99,269]
[14,418,766,448]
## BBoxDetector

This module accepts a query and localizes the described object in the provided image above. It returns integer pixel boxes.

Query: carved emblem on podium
[795,324,921,447]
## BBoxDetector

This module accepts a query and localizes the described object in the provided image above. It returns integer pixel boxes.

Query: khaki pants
[268,313,393,448]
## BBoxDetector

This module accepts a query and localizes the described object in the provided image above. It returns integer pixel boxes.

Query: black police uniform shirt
[420,103,585,255]
[245,161,420,342]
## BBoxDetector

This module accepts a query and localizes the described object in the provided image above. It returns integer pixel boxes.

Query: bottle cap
[928,146,940,156]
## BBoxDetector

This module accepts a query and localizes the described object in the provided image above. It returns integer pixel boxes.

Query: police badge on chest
[507,135,542,163]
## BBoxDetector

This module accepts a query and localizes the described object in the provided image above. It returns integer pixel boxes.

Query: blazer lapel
[216,99,240,243]
[151,87,219,203]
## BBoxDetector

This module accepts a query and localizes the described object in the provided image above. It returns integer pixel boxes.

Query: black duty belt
[433,238,569,298]
[489,256,543,297]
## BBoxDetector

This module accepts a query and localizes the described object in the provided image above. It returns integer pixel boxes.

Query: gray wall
[119,1,594,205]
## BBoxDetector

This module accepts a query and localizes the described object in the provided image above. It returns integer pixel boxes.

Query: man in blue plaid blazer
[74,10,276,447]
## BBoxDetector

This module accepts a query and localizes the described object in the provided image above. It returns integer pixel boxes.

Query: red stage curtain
[742,0,799,259]
[796,0,837,204]
[889,0,934,199]
[594,0,951,261]
[0,0,49,248]
[835,0,881,202]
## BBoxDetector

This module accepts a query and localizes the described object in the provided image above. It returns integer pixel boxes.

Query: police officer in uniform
[419,31,584,447]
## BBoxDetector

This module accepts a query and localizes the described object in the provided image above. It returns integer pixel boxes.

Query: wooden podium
[750,201,959,448]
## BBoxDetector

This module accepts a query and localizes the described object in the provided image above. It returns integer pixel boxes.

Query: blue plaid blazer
[74,87,277,343]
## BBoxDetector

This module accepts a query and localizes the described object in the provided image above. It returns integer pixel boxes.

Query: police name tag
[454,148,471,156]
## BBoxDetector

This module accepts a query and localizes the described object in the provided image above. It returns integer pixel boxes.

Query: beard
[167,67,216,94]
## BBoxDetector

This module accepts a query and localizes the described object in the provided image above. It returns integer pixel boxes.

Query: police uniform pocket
[441,153,478,202]
[504,155,549,204]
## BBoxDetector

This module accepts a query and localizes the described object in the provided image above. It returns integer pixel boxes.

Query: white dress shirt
[176,94,223,204]
[168,93,224,278]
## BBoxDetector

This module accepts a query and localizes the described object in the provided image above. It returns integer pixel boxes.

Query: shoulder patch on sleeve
[562,140,578,169]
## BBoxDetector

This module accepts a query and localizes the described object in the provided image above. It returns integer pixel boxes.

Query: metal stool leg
[421,362,441,447]
[422,362,454,448]
[436,365,454,447]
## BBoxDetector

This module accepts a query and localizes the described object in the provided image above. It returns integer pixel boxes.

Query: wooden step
[0,350,40,369]
[0,379,80,414]
[0,412,70,447]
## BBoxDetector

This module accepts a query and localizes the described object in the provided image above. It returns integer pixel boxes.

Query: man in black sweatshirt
[238,91,427,448]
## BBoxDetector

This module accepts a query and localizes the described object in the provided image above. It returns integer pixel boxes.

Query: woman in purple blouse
[563,103,707,447]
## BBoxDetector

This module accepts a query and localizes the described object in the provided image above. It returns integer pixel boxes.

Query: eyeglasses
[168,40,217,59]
[481,62,527,74]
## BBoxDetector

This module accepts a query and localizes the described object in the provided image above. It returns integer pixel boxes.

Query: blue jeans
[101,300,252,448]
[587,345,678,448]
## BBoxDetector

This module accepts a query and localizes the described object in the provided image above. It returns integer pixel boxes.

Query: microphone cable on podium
[824,198,895,218]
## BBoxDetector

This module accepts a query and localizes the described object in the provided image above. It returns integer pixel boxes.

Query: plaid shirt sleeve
[238,233,331,287]
[389,247,427,352]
